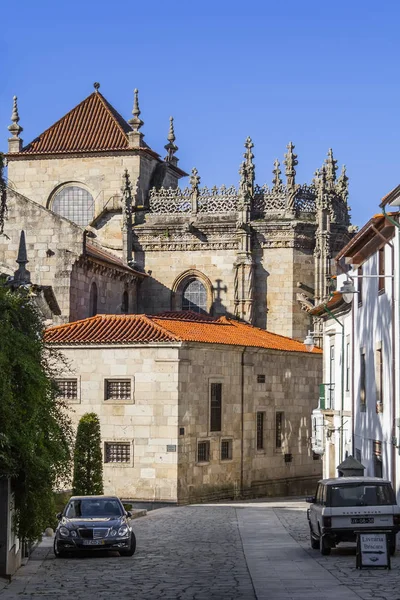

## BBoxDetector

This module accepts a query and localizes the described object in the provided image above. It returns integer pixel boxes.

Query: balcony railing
[319,383,335,410]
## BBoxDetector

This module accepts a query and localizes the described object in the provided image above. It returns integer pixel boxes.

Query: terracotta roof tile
[308,292,345,316]
[45,311,321,354]
[19,92,133,155]
[85,243,146,277]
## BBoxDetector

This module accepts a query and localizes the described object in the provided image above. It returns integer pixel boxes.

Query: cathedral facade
[2,86,351,338]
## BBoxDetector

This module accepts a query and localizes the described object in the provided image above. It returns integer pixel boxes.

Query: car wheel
[309,526,319,550]
[320,535,331,556]
[53,538,68,559]
[119,532,136,557]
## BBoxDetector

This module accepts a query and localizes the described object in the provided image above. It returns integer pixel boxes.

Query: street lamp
[339,279,357,304]
[304,330,316,352]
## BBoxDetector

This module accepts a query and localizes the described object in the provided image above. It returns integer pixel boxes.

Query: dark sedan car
[54,495,136,557]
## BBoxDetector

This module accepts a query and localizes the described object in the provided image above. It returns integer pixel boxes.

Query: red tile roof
[308,292,346,316]
[85,243,145,277]
[19,92,139,155]
[45,312,321,354]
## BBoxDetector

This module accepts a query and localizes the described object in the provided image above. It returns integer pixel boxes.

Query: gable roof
[336,213,397,266]
[44,311,321,354]
[18,92,147,155]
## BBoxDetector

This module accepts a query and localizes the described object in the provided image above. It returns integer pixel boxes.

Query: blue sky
[1,0,399,226]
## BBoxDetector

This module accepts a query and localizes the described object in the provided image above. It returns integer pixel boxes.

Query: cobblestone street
[1,499,400,600]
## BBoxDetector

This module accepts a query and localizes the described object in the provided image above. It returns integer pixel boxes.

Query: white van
[307,477,400,555]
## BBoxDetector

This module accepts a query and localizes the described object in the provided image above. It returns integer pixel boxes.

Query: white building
[309,195,400,498]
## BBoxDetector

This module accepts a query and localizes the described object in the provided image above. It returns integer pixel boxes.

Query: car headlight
[59,526,70,537]
[118,525,129,537]
[109,529,118,537]
[70,530,77,538]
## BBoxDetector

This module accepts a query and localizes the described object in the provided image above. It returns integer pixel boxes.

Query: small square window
[221,439,232,461]
[104,442,131,464]
[257,374,266,383]
[56,378,78,400]
[105,379,132,401]
[197,441,210,463]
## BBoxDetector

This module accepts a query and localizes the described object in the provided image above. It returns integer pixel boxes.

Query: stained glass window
[182,279,207,314]
[52,185,94,226]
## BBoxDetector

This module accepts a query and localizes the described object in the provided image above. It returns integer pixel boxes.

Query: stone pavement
[1,498,400,599]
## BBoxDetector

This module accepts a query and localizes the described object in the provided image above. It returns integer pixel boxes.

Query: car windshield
[65,498,124,518]
[329,483,394,507]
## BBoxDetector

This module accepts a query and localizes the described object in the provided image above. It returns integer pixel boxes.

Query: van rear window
[329,484,394,507]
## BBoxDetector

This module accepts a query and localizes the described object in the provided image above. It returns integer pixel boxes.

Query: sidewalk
[237,506,362,600]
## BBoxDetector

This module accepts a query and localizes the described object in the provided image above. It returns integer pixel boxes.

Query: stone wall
[54,341,321,504]
[69,261,139,322]
[54,344,181,502]
[0,191,140,323]
[7,153,142,216]
[177,344,322,503]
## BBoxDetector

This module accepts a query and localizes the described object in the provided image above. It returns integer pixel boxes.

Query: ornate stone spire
[164,116,178,164]
[190,167,200,214]
[8,96,23,153]
[324,148,338,185]
[336,164,349,202]
[239,137,255,202]
[13,230,31,286]
[283,141,298,189]
[129,89,144,132]
[244,136,255,196]
[272,158,282,189]
[121,170,133,265]
[128,89,144,148]
[190,167,200,192]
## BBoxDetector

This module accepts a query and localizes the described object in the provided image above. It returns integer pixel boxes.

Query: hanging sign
[356,531,390,569]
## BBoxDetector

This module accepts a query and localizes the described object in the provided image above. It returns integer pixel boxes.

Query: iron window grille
[104,442,130,464]
[210,382,222,432]
[256,412,265,450]
[105,379,131,401]
[197,441,210,463]
[52,185,95,226]
[276,412,284,449]
[56,379,78,400]
[257,374,266,383]
[221,439,232,461]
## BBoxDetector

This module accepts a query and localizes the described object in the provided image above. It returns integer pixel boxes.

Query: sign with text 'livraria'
[357,532,389,569]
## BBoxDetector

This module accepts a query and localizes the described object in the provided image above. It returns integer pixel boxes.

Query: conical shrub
[72,412,103,495]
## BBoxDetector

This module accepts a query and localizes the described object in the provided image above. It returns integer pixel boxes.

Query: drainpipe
[322,304,345,464]
[240,346,247,497]
[351,298,355,457]
[381,206,398,491]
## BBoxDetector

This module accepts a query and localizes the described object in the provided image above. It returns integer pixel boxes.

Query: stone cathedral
[1,85,352,340]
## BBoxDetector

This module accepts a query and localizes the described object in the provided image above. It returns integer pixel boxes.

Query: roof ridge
[22,92,98,151]
[144,315,182,341]
[96,92,132,137]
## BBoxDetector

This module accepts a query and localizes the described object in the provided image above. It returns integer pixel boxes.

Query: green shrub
[0,283,73,542]
[72,413,103,496]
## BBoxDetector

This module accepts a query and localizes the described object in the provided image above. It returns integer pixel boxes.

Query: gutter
[240,346,247,497]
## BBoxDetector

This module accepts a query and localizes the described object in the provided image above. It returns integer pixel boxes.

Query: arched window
[182,279,207,314]
[89,282,98,317]
[121,291,129,314]
[51,185,94,226]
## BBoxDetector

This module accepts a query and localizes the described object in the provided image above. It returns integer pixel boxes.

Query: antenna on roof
[93,82,100,92]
